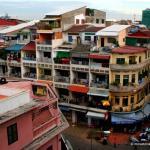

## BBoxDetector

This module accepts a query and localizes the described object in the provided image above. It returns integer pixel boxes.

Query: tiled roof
[112,46,148,54]
[127,30,150,39]
[81,26,104,32]
[65,25,90,33]
[22,41,36,51]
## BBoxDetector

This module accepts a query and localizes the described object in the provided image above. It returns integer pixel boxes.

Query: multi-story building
[0,80,68,150]
[142,8,150,29]
[109,45,150,129]
[96,25,131,47]
[0,7,149,129]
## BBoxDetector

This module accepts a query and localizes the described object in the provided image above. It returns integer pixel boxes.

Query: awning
[56,51,70,58]
[68,85,89,94]
[86,111,105,119]
[143,103,150,117]
[89,54,110,60]
[88,88,109,97]
[5,44,24,51]
[22,41,35,51]
[111,111,145,125]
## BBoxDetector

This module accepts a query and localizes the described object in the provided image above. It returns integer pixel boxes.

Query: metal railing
[54,76,70,83]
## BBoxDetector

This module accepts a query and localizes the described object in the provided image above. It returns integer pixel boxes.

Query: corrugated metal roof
[96,25,130,36]
[22,41,36,51]
[0,20,39,34]
[5,44,24,51]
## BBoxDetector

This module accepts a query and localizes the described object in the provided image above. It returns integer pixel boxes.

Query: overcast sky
[0,0,149,20]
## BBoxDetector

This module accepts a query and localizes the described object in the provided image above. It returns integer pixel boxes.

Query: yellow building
[109,46,150,112]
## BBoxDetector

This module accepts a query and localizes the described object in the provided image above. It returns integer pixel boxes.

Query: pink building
[0,80,69,150]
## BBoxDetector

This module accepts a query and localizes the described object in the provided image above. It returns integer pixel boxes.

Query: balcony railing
[72,60,89,66]
[37,58,52,63]
[36,43,52,51]
[110,59,150,71]
[9,72,21,78]
[23,72,37,79]
[23,57,36,61]
[73,78,89,86]
[38,75,53,81]
[90,81,109,89]
[110,77,149,93]
[54,76,70,83]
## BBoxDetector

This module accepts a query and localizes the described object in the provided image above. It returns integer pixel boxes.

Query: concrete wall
[0,112,33,150]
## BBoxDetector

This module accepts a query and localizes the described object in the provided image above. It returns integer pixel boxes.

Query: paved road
[62,125,149,150]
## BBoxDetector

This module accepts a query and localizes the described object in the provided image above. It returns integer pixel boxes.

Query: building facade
[0,81,68,150]
[0,7,149,128]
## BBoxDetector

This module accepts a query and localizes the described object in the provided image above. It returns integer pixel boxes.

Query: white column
[72,110,77,124]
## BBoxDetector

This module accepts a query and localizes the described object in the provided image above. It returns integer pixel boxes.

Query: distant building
[0,80,68,149]
[142,8,150,28]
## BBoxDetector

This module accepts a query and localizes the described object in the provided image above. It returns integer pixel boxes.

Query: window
[123,97,128,106]
[132,74,135,83]
[85,36,91,41]
[68,36,73,42]
[115,75,120,84]
[115,96,120,105]
[81,19,85,24]
[44,52,51,58]
[131,96,134,104]
[44,69,51,76]
[129,56,136,64]
[23,34,28,40]
[7,123,18,145]
[116,58,125,64]
[76,19,79,24]
[32,85,47,96]
[47,145,53,150]
[108,38,116,43]
[123,75,129,86]
[139,56,141,63]
[102,19,105,24]
[96,19,99,24]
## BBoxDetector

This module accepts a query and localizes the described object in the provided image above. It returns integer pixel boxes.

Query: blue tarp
[5,44,24,51]
[111,111,145,125]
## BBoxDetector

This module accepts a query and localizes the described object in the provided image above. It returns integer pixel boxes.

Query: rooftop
[65,24,90,33]
[127,30,150,39]
[45,6,86,16]
[0,18,18,26]
[81,26,104,32]
[96,25,130,36]
[0,20,39,34]
[112,46,148,54]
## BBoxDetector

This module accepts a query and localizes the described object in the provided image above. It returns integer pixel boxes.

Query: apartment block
[0,7,150,128]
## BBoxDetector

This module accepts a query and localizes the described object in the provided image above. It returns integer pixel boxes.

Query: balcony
[9,72,21,78]
[54,64,70,70]
[90,62,109,74]
[54,76,70,83]
[38,75,53,81]
[37,58,52,63]
[7,60,21,67]
[23,72,37,79]
[71,61,89,72]
[90,81,109,89]
[23,57,36,61]
[73,78,89,86]
[37,22,61,33]
[110,77,149,93]
[37,42,52,51]
[110,59,150,72]
[0,59,6,65]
